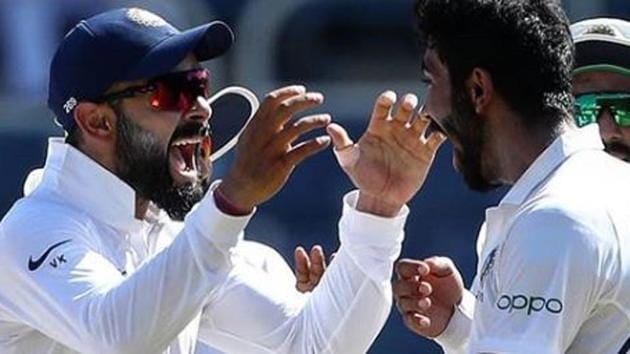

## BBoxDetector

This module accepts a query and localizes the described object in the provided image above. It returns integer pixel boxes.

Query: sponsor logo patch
[496,294,563,315]
[28,239,72,271]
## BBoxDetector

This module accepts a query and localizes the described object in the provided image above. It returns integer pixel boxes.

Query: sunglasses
[574,92,630,128]
[96,68,210,112]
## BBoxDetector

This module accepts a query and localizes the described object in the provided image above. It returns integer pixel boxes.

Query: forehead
[573,71,630,95]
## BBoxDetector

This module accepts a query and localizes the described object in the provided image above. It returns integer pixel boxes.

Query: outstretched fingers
[273,92,325,128]
[393,94,418,125]
[274,114,332,147]
[368,91,397,131]
[283,136,331,167]
[309,245,326,280]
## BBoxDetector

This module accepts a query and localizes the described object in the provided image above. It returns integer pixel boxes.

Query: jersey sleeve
[197,190,407,354]
[434,288,475,354]
[0,189,252,354]
[468,203,618,354]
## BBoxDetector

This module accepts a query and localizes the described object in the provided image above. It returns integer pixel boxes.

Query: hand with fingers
[328,91,447,217]
[393,257,464,338]
[293,245,331,293]
[216,86,332,214]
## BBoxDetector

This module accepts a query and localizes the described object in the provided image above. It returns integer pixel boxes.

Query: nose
[597,108,622,144]
[182,95,212,125]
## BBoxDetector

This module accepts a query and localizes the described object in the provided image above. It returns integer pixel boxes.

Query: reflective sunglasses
[574,92,630,128]
[96,68,210,112]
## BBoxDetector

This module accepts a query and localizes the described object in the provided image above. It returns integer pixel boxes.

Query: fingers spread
[410,113,432,136]
[259,85,306,118]
[310,245,326,276]
[393,93,418,124]
[294,246,311,282]
[284,136,331,167]
[274,114,332,147]
[265,85,306,100]
[328,123,359,169]
[273,92,324,127]
[368,91,397,130]
[326,123,354,150]
[425,131,447,152]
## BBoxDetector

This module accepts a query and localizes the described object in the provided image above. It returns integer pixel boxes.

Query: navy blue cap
[48,7,234,131]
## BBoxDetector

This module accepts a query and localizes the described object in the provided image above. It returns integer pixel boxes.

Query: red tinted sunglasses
[97,68,210,112]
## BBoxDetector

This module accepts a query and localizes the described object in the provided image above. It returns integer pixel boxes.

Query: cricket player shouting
[0,8,445,354]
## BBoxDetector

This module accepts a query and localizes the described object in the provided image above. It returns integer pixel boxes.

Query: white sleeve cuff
[338,190,408,281]
[339,190,408,247]
[435,288,475,351]
[185,180,254,250]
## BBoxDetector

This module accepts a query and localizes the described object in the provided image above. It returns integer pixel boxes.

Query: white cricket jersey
[435,125,630,354]
[0,138,407,354]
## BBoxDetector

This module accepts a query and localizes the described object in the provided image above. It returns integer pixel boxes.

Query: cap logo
[126,8,167,27]
[63,97,77,114]
[585,24,615,36]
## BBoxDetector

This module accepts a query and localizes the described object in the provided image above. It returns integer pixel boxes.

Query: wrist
[214,183,254,216]
[356,192,403,217]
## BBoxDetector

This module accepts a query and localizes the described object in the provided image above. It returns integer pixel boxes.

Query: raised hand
[328,91,446,217]
[294,245,328,293]
[217,86,331,213]
[393,257,464,338]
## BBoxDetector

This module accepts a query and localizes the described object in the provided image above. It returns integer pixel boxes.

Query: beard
[114,106,209,221]
[604,141,630,162]
[443,89,500,192]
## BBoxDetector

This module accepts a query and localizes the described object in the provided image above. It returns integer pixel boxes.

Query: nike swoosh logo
[28,239,72,271]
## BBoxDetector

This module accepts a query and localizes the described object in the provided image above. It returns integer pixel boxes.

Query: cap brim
[125,21,234,80]
[208,86,259,161]
[574,39,630,76]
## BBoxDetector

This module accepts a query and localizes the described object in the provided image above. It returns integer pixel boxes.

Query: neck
[135,197,150,220]
[490,115,569,185]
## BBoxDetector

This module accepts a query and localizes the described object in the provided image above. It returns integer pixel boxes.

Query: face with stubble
[421,48,502,191]
[109,55,213,220]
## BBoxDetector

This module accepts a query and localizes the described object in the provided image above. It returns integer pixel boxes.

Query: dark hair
[65,125,82,148]
[414,0,574,129]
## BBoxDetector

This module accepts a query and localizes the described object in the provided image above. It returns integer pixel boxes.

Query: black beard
[445,89,500,192]
[114,106,208,221]
[604,141,630,162]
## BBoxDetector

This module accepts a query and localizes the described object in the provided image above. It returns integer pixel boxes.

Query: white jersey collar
[500,124,603,206]
[32,138,141,232]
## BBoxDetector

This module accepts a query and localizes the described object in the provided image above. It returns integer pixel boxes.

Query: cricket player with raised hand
[0,7,446,354]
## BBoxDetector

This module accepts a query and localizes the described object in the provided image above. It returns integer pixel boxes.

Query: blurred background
[0,1,627,353]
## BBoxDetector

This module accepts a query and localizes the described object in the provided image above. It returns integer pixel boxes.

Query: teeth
[171,138,202,146]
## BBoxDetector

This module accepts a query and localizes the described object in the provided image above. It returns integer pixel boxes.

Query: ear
[73,102,115,140]
[468,68,494,115]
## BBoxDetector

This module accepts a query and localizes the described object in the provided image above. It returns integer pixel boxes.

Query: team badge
[480,246,498,286]
[126,8,167,27]
[585,24,615,36]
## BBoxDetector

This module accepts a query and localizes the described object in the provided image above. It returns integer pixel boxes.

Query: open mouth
[169,134,212,185]
[426,117,447,137]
